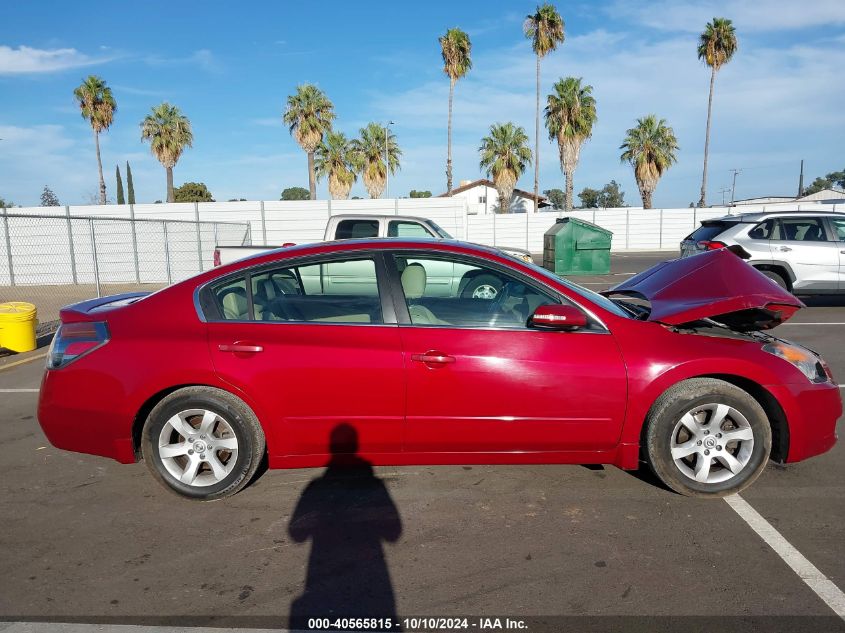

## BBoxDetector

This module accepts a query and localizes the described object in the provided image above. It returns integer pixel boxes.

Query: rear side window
[208,257,384,325]
[214,277,249,320]
[774,218,828,242]
[335,219,379,240]
[748,219,779,240]
[687,222,735,241]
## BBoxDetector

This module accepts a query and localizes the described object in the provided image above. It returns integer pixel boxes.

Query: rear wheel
[645,378,771,497]
[756,268,789,291]
[141,387,265,501]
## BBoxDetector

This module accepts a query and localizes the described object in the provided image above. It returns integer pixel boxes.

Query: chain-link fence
[0,211,251,329]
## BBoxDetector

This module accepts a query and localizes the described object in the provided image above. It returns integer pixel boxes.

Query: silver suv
[680,211,845,294]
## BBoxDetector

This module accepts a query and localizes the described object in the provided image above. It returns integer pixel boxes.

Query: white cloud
[365,24,845,206]
[609,0,845,33]
[0,45,111,74]
[143,49,220,73]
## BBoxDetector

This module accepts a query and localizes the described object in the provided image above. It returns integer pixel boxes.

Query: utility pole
[798,159,804,197]
[718,187,731,206]
[729,168,742,205]
[384,121,394,199]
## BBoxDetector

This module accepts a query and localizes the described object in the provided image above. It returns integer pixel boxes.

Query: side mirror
[529,304,588,331]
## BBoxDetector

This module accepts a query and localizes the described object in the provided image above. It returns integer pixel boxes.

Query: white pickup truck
[214,214,534,264]
[213,214,536,301]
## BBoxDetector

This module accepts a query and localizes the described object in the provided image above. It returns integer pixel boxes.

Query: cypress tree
[115,164,125,205]
[126,161,136,204]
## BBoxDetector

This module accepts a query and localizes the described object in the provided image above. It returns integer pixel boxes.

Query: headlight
[762,342,830,383]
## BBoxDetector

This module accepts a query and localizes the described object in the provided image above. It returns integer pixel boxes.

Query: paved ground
[0,252,843,633]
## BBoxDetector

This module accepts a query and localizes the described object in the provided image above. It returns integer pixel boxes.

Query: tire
[141,386,266,501]
[461,273,503,300]
[644,378,771,497]
[758,269,788,291]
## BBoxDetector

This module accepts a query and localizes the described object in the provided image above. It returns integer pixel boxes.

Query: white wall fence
[3,198,842,289]
[0,211,251,287]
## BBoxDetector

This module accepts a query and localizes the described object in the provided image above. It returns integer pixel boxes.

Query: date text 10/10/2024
[306,617,529,631]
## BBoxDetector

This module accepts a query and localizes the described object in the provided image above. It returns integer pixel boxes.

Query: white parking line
[0,388,39,393]
[725,494,845,620]
[780,322,845,326]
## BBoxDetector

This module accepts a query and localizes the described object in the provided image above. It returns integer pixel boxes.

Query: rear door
[771,216,839,292]
[825,216,845,291]
[204,252,405,459]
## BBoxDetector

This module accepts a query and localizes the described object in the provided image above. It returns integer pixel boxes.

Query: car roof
[715,210,845,223]
[221,237,506,270]
[329,214,434,223]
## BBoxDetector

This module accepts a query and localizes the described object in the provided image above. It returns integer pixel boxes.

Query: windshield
[426,220,453,239]
[521,261,631,319]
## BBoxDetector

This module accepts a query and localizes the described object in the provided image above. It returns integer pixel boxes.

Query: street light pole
[384,121,394,199]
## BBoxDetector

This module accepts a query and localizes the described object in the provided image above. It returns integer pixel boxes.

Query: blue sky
[2,0,844,207]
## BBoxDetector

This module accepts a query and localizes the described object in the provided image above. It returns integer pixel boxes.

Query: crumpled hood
[603,248,804,330]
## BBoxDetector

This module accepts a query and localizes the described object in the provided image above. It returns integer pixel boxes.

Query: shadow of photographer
[289,423,403,630]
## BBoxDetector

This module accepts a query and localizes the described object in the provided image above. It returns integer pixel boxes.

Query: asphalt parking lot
[1,252,843,633]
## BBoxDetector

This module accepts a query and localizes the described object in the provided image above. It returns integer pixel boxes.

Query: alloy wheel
[669,403,755,484]
[157,409,239,487]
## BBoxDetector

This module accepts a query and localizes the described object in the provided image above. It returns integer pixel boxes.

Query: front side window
[388,221,433,238]
[392,254,559,329]
[774,218,828,242]
[828,218,845,241]
[210,257,383,324]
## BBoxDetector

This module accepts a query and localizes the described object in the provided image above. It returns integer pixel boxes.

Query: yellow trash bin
[0,302,38,353]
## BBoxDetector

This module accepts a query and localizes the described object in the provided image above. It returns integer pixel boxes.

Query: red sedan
[37,240,841,500]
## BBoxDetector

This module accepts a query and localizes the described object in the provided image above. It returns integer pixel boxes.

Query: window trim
[382,249,609,333]
[195,250,397,326]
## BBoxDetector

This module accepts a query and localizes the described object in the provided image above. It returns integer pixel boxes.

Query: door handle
[778,246,792,252]
[218,343,263,354]
[411,352,455,366]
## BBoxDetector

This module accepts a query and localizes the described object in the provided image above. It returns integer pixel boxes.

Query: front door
[826,216,845,291]
[388,253,627,454]
[205,254,404,458]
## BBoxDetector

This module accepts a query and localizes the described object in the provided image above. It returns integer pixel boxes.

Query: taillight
[213,249,221,267]
[47,321,109,369]
[698,240,726,250]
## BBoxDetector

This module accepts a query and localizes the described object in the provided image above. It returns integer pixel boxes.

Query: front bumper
[767,381,842,463]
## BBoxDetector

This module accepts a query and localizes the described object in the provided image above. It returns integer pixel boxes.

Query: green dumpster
[543,217,612,275]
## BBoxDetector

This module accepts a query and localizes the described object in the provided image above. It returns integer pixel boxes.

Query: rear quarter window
[687,222,736,241]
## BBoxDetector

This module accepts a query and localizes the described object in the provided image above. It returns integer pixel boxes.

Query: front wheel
[644,378,771,497]
[141,387,266,501]
[461,273,503,300]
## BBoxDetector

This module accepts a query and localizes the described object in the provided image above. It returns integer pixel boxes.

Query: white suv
[680,211,845,294]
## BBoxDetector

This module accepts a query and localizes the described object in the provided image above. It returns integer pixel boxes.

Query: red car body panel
[37,240,841,474]
[608,248,804,327]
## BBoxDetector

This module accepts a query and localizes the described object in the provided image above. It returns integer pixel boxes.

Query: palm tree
[697,18,738,208]
[545,77,597,211]
[351,123,401,199]
[315,131,358,200]
[283,84,335,200]
[619,115,679,209]
[73,76,116,205]
[140,103,193,203]
[524,3,565,213]
[439,27,472,195]
[478,122,532,213]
